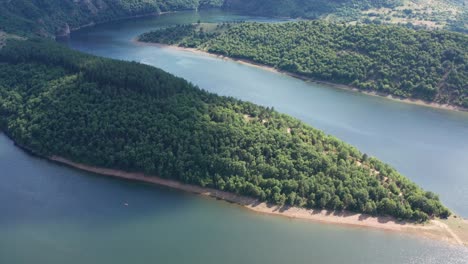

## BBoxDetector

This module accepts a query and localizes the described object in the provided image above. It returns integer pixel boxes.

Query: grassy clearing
[358,0,465,30]
[0,31,23,48]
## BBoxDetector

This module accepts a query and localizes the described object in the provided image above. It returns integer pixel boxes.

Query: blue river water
[1,9,467,264]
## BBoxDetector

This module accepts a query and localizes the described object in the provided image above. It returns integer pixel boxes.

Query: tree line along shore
[1,0,466,245]
[0,39,451,223]
[138,22,468,110]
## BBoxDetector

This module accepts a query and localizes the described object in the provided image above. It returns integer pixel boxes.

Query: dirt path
[433,220,464,246]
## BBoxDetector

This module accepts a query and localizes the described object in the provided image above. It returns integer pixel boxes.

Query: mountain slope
[224,0,402,19]
[0,0,224,37]
[224,0,467,32]
[1,0,465,37]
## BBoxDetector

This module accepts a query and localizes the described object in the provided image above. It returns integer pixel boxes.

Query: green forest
[0,0,224,36]
[2,0,466,37]
[223,0,467,33]
[139,22,468,107]
[224,0,402,20]
[0,39,450,221]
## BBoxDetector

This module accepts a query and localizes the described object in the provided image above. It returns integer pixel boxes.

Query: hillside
[139,22,468,108]
[1,0,465,37]
[0,39,450,221]
[0,0,224,37]
[224,0,467,32]
[224,0,402,19]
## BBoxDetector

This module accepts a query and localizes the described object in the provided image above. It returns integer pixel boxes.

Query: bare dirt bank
[133,40,467,113]
[50,155,468,247]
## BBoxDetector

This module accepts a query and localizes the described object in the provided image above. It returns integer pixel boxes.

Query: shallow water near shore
[2,9,468,263]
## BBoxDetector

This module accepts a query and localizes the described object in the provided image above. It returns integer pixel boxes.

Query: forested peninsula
[0,39,451,222]
[138,22,468,109]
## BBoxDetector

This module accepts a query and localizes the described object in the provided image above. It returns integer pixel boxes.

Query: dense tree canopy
[223,0,467,33]
[224,0,402,20]
[0,0,224,36]
[140,21,468,107]
[0,39,450,221]
[1,0,464,36]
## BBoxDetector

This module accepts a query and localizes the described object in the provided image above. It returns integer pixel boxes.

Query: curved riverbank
[134,40,467,113]
[46,154,467,246]
[57,11,173,38]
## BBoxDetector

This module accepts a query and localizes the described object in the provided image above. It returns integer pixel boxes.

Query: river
[1,9,467,263]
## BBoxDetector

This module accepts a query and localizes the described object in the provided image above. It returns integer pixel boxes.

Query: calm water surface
[1,133,467,263]
[64,10,468,216]
[1,10,467,263]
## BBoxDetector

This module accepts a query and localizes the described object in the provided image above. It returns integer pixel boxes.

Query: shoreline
[45,155,466,247]
[133,40,467,113]
[2,131,467,247]
[58,10,183,38]
[62,7,229,37]
[57,12,163,37]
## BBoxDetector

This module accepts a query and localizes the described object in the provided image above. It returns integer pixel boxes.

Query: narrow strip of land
[50,155,468,247]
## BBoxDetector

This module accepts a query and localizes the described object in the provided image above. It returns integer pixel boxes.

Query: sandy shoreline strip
[49,155,467,246]
[133,40,467,113]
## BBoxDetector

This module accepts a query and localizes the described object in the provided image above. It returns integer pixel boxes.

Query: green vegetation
[223,0,467,33]
[2,0,465,37]
[139,22,236,46]
[0,39,450,221]
[360,0,467,33]
[139,21,468,107]
[140,24,200,45]
[224,0,402,20]
[0,0,224,36]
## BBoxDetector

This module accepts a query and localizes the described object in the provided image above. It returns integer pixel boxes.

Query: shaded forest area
[0,0,224,36]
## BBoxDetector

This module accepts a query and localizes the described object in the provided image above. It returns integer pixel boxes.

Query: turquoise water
[1,9,467,263]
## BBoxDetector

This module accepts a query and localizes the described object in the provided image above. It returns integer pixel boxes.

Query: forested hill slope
[224,0,467,32]
[0,39,449,221]
[2,0,466,37]
[0,0,223,37]
[224,0,402,19]
[139,22,468,108]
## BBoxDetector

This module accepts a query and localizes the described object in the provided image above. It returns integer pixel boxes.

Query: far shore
[46,155,467,247]
[133,40,467,113]
[57,11,175,37]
